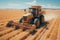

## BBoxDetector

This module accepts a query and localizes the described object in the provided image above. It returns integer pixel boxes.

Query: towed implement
[6,6,48,35]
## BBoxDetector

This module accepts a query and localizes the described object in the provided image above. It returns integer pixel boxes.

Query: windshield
[29,8,37,13]
[29,8,38,17]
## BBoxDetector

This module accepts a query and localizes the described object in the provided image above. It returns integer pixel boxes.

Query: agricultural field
[0,9,60,40]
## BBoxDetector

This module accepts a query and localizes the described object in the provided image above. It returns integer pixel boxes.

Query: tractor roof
[29,6,41,9]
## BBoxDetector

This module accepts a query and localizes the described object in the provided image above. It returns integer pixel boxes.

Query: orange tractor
[6,6,48,34]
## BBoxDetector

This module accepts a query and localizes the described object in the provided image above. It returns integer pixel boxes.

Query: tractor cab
[29,8,37,17]
[29,6,41,17]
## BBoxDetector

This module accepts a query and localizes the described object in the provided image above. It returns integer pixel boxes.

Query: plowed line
[0,27,15,36]
[10,31,30,40]
[57,18,60,40]
[0,29,22,40]
[36,19,55,40]
[39,18,57,40]
[47,18,59,40]
[25,27,44,40]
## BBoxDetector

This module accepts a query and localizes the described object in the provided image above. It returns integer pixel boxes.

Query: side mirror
[24,9,26,11]
[24,9,27,14]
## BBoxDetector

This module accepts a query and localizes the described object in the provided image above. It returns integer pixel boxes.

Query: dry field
[0,9,60,40]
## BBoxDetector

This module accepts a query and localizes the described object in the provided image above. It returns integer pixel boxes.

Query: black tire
[39,15,45,26]
[6,21,14,27]
[34,18,40,28]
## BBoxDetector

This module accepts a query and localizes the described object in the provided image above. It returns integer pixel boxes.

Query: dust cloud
[44,12,57,21]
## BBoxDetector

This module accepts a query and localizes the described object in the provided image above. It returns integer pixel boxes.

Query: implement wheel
[6,20,14,27]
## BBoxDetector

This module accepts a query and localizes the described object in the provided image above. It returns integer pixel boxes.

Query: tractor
[6,6,48,34]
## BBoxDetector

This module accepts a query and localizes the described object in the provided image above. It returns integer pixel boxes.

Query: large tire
[39,15,45,26]
[39,15,44,23]
[6,21,14,27]
[34,18,40,28]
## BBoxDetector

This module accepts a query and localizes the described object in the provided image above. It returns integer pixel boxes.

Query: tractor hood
[23,13,32,16]
[23,13,33,21]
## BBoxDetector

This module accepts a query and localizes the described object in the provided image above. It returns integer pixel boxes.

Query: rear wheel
[39,15,45,26]
[39,15,48,29]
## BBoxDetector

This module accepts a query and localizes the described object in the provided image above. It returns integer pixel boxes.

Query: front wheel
[34,18,40,28]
